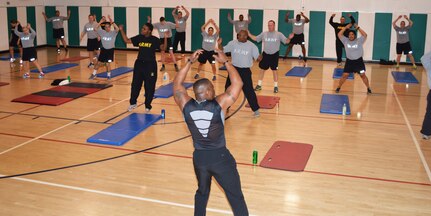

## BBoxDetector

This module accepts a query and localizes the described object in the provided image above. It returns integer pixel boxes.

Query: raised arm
[14,22,21,36]
[42,12,48,21]
[227,13,234,24]
[247,14,252,24]
[404,15,413,27]
[355,24,367,41]
[95,17,106,30]
[66,10,71,20]
[182,6,190,17]
[214,50,243,111]
[147,16,151,24]
[393,15,402,28]
[329,14,335,26]
[247,30,257,41]
[301,12,310,23]
[213,20,220,33]
[201,19,211,32]
[28,24,36,36]
[348,13,356,25]
[173,50,203,110]
[112,22,119,32]
[285,12,290,22]
[338,23,352,40]
[172,6,179,19]
[118,25,131,44]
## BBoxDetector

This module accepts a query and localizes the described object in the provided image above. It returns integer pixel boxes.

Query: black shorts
[98,48,114,63]
[87,38,100,51]
[198,50,215,64]
[396,42,412,55]
[290,33,305,45]
[9,37,22,48]
[344,57,366,74]
[259,51,279,70]
[53,28,65,39]
[159,37,173,51]
[22,47,37,62]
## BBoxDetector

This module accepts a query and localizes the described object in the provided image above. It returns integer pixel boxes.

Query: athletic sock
[274,82,278,87]
[93,70,97,75]
[258,80,262,86]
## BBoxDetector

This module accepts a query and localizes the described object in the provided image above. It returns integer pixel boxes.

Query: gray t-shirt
[394,26,411,44]
[201,32,218,51]
[256,31,287,54]
[228,17,251,33]
[223,40,259,68]
[288,19,306,34]
[341,36,365,60]
[153,22,176,38]
[176,16,189,32]
[15,26,36,48]
[420,51,431,89]
[47,16,67,29]
[82,22,99,39]
[97,29,118,49]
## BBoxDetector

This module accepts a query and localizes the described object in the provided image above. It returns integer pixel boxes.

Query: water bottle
[342,103,347,115]
[67,75,71,83]
[161,109,165,119]
[162,72,169,85]
[252,150,258,165]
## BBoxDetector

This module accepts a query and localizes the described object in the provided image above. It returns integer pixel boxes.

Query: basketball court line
[392,85,431,182]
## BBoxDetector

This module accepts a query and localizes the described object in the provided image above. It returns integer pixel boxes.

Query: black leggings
[421,90,431,136]
[336,39,345,63]
[173,32,186,54]
[193,147,249,216]
[225,67,260,112]
[129,60,157,109]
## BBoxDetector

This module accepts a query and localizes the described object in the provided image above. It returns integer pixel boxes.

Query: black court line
[0,111,113,125]
[0,97,246,179]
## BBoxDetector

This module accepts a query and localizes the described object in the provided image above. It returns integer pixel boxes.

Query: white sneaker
[128,104,137,112]
[19,59,23,65]
[145,108,151,113]
[10,58,15,63]
[254,110,260,117]
[422,134,430,140]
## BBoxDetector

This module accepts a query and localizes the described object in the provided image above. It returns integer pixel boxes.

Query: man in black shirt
[9,19,23,65]
[173,49,249,216]
[119,23,167,112]
[329,13,355,66]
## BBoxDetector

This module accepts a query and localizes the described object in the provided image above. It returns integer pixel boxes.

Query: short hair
[10,19,18,24]
[193,78,212,100]
[55,10,60,13]
[160,17,165,22]
[144,23,154,32]
[348,30,357,37]
[269,20,276,25]
[208,27,214,31]
[88,14,93,17]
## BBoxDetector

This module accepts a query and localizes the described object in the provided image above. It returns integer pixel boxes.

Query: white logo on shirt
[399,31,407,35]
[53,18,61,22]
[21,36,30,41]
[233,48,249,56]
[159,29,168,32]
[86,27,94,31]
[190,110,214,137]
[204,38,215,43]
[264,38,278,42]
[294,22,303,26]
[102,37,112,41]
[178,20,184,24]
[347,43,358,49]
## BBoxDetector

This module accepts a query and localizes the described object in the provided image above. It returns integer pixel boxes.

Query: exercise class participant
[219,30,261,117]
[80,14,100,71]
[248,20,293,93]
[284,12,309,65]
[393,15,417,69]
[420,51,431,140]
[172,5,190,55]
[228,13,251,34]
[42,9,70,53]
[336,23,372,94]
[14,22,44,78]
[194,19,220,81]
[91,16,118,80]
[9,19,23,65]
[150,16,179,72]
[329,13,356,66]
[173,49,249,216]
[119,22,167,112]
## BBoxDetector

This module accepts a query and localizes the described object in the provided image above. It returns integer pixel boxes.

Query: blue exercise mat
[87,113,162,146]
[154,82,193,98]
[285,66,312,77]
[219,65,227,70]
[320,94,351,115]
[391,71,419,84]
[31,63,79,73]
[333,68,354,79]
[97,67,133,78]
[0,53,20,60]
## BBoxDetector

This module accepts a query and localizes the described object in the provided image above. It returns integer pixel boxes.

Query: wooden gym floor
[0,47,430,215]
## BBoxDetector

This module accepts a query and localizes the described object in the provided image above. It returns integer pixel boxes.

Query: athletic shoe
[87,62,94,68]
[396,64,400,69]
[413,64,417,70]
[254,85,262,91]
[107,75,111,80]
[38,72,45,78]
[174,64,179,72]
[337,62,342,67]
[367,88,372,94]
[9,58,15,63]
[145,108,151,113]
[335,87,341,93]
[254,110,260,117]
[57,48,61,53]
[422,134,430,140]
[23,73,30,79]
[88,74,97,80]
[127,104,137,112]
[212,76,216,81]
[194,74,200,79]
[19,59,23,65]
[160,65,165,71]
[273,86,279,93]
[65,48,68,52]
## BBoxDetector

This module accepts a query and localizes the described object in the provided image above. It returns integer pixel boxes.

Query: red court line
[0,131,429,187]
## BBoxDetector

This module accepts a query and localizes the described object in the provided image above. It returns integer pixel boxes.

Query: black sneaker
[160,65,165,72]
[255,85,262,91]
[273,86,279,93]
[367,88,372,94]
[194,74,199,79]
[174,64,179,72]
[212,76,216,81]
[335,87,340,93]
[87,62,94,68]
[57,48,61,53]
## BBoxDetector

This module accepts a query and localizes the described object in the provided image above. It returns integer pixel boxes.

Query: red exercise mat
[51,86,101,94]
[60,56,89,61]
[0,82,9,87]
[246,95,280,109]
[12,94,74,106]
[260,141,313,172]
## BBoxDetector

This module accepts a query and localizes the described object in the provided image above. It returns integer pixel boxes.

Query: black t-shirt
[131,34,161,61]
[11,24,23,40]
[329,16,356,38]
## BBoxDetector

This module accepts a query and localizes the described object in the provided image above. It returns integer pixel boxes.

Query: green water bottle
[67,75,71,83]
[252,150,258,165]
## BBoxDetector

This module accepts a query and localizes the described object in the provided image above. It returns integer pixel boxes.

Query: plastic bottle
[162,72,169,85]
[252,150,258,165]
[67,75,71,82]
[342,103,347,115]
